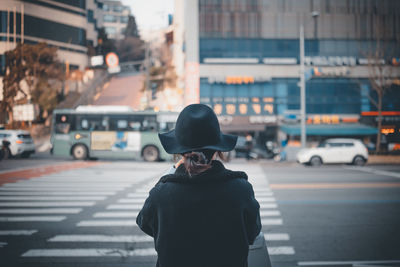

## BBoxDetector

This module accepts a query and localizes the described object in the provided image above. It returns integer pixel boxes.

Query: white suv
[297,138,368,166]
[0,130,36,158]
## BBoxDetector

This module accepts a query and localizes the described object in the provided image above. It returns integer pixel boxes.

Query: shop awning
[280,123,378,136]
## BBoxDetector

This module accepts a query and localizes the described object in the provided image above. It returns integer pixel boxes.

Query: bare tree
[364,19,399,153]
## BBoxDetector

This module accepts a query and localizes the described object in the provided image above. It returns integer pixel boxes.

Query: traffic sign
[105,52,119,68]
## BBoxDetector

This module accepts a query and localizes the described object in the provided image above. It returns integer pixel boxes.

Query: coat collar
[158,160,248,184]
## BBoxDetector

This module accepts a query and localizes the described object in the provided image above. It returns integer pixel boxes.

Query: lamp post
[300,11,319,148]
[299,24,306,148]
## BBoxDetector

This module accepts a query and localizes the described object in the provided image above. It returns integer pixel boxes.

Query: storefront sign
[306,115,359,124]
[263,58,297,64]
[249,116,277,124]
[208,76,271,84]
[305,56,357,66]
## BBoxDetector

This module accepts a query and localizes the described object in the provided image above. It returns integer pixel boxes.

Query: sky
[121,0,174,32]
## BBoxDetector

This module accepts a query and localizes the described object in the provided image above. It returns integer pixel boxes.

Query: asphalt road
[0,158,399,267]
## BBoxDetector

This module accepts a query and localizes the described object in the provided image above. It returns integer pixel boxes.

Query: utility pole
[144,42,150,109]
[299,24,306,148]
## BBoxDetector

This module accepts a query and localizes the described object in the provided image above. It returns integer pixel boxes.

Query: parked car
[296,138,368,166]
[0,130,36,158]
[233,136,274,159]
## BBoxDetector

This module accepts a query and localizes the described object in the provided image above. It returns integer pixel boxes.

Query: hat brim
[158,130,238,154]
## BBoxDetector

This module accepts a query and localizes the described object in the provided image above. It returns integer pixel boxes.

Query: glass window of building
[120,16,129,23]
[105,27,117,35]
[104,15,117,22]
[113,5,123,12]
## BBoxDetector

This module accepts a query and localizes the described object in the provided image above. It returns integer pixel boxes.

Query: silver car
[0,130,36,158]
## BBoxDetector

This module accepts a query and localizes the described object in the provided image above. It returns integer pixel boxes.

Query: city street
[0,158,399,267]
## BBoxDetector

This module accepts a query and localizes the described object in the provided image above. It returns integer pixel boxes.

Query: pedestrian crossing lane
[18,162,295,261]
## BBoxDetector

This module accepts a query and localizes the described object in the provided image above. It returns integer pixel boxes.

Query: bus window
[78,116,107,131]
[142,116,157,132]
[55,114,75,134]
[109,115,129,131]
[128,121,141,131]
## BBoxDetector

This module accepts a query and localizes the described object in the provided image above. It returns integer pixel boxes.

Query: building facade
[183,0,400,146]
[101,0,130,40]
[0,0,104,71]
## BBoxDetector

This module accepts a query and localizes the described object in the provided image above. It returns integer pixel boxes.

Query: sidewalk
[367,155,400,165]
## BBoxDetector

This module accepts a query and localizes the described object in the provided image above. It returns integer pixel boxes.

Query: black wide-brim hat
[159,104,238,154]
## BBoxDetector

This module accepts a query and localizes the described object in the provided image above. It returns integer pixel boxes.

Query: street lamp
[300,11,319,148]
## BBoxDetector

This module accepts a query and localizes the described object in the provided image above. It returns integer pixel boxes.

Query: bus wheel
[72,144,88,160]
[142,145,159,162]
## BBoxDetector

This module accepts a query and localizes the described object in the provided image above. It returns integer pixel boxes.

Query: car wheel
[72,144,88,160]
[353,156,365,166]
[142,145,159,162]
[310,156,322,167]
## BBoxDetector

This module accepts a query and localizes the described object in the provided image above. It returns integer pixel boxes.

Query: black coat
[136,160,261,267]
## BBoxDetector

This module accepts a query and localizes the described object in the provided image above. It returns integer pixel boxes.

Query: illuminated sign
[306,115,358,124]
[208,76,271,84]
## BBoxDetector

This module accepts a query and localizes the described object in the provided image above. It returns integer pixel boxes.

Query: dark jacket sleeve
[243,181,262,245]
[136,186,159,237]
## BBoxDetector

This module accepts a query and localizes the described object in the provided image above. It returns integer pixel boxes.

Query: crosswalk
[232,163,296,257]
[0,161,296,266]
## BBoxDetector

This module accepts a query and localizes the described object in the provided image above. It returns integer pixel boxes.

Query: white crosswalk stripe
[0,191,116,196]
[77,220,137,227]
[0,208,82,214]
[48,235,152,242]
[106,204,142,210]
[0,196,106,201]
[22,248,157,257]
[0,216,66,222]
[0,202,96,207]
[93,212,137,218]
[0,230,38,235]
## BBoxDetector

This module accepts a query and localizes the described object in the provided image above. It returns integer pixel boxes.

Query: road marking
[0,188,122,192]
[261,219,283,225]
[22,248,157,257]
[255,192,274,197]
[134,189,152,193]
[0,196,106,201]
[48,235,152,242]
[117,199,144,203]
[0,216,66,222]
[260,210,281,217]
[126,193,148,198]
[0,191,115,196]
[254,189,271,193]
[0,208,82,214]
[298,260,400,266]
[257,197,276,202]
[268,246,295,255]
[0,202,95,207]
[93,212,137,218]
[3,184,127,189]
[259,203,278,209]
[270,182,400,189]
[0,242,7,248]
[0,230,37,235]
[106,204,142,210]
[343,166,400,179]
[264,233,290,241]
[77,220,137,227]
